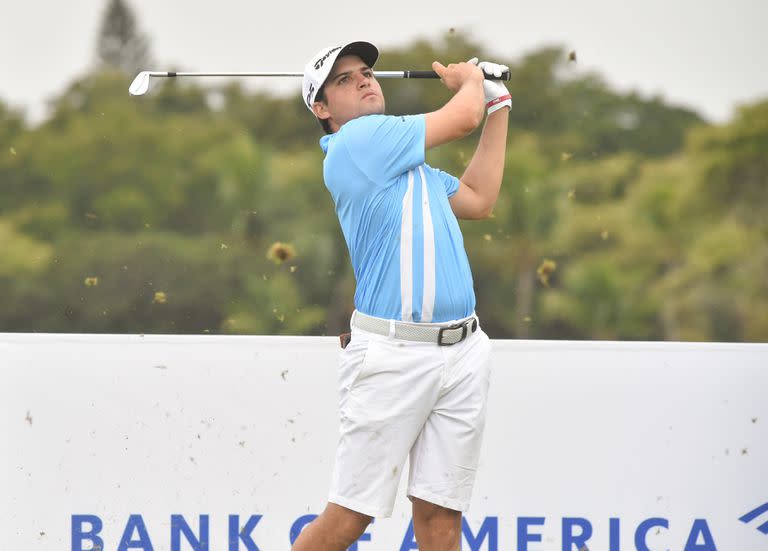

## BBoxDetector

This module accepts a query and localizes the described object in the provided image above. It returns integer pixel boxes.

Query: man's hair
[314,85,333,134]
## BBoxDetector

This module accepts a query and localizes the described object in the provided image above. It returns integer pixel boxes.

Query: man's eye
[339,76,348,84]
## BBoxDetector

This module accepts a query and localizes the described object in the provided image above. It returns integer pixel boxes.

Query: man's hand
[469,58,512,115]
[431,60,484,93]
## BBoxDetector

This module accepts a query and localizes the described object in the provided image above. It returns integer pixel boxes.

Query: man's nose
[356,73,370,87]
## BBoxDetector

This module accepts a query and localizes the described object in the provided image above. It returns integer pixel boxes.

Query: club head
[129,71,152,96]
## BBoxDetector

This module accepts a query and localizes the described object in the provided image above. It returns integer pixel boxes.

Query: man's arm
[424,61,485,149]
[449,60,512,219]
[449,108,509,219]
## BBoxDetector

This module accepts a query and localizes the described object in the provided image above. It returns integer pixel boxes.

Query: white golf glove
[469,57,512,115]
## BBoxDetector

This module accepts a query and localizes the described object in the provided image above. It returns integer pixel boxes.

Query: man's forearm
[460,108,510,212]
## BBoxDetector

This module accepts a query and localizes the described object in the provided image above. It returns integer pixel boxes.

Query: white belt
[351,310,479,346]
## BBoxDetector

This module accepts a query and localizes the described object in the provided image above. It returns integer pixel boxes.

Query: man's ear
[312,101,330,121]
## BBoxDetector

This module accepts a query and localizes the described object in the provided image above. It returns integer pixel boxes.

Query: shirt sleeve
[423,164,461,198]
[341,114,425,184]
[439,169,461,198]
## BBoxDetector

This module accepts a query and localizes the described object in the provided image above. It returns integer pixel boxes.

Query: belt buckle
[437,318,478,346]
[437,321,467,346]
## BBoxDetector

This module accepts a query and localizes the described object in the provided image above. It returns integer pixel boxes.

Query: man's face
[312,55,385,131]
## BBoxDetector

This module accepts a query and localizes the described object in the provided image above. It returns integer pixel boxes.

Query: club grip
[406,70,510,81]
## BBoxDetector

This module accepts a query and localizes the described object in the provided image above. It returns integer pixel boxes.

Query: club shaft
[142,70,510,80]
[129,69,510,95]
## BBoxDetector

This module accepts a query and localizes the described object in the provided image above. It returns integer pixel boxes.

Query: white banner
[1,333,766,550]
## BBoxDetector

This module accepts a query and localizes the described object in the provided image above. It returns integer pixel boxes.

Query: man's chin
[361,102,386,116]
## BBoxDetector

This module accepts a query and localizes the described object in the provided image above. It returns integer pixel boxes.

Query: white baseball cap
[302,41,379,111]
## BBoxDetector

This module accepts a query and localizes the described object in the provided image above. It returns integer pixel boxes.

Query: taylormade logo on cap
[302,41,379,111]
[314,47,342,70]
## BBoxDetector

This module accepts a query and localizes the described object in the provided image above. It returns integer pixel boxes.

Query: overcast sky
[2,0,766,125]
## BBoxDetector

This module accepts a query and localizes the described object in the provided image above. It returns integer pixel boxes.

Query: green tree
[508,47,702,158]
[651,101,768,341]
[529,152,656,339]
[0,101,25,145]
[96,0,153,75]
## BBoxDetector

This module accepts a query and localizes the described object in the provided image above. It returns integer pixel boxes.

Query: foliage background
[1,0,766,341]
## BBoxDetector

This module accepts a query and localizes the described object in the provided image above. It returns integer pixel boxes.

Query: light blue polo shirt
[320,113,475,322]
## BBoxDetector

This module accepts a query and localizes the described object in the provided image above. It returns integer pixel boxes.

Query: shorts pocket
[349,338,384,390]
[338,336,376,393]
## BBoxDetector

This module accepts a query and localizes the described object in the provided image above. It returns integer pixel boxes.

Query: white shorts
[328,314,492,518]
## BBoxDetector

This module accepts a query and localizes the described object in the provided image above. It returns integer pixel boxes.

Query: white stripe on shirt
[400,170,414,321]
[419,166,435,322]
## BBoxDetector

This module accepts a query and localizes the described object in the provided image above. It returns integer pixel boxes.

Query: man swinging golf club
[292,40,511,551]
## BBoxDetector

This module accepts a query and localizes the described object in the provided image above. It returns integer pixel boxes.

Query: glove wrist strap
[486,94,512,110]
[487,94,512,115]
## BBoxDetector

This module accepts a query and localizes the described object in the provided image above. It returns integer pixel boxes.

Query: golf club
[129,69,511,96]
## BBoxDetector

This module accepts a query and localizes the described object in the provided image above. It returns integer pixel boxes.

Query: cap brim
[338,41,379,69]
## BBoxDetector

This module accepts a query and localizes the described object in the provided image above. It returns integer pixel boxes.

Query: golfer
[292,41,510,551]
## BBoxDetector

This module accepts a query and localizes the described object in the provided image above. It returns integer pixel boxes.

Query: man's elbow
[455,104,483,137]
[465,200,495,220]
[477,203,495,219]
[464,109,483,134]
